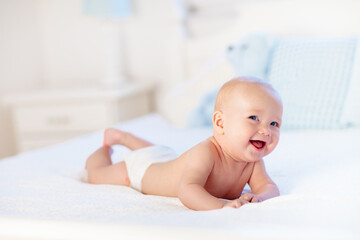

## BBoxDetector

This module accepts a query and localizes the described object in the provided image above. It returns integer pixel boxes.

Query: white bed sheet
[0,113,359,240]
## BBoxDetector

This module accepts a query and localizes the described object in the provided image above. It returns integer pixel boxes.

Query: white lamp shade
[83,0,132,19]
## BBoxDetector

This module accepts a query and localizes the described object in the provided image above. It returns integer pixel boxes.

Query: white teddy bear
[187,33,276,127]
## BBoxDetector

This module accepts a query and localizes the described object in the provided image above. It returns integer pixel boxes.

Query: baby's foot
[103,128,128,146]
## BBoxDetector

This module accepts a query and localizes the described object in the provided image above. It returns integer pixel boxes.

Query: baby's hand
[239,193,262,203]
[223,198,249,208]
[222,193,263,208]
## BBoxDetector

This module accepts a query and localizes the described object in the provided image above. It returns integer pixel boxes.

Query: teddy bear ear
[226,32,277,80]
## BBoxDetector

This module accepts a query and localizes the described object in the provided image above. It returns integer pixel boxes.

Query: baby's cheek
[267,144,275,154]
[266,140,278,155]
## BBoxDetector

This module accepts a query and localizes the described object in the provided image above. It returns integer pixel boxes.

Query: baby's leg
[103,128,153,150]
[85,129,152,185]
[85,146,130,186]
[85,146,112,170]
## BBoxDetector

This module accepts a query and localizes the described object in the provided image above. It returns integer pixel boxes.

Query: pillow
[340,37,360,127]
[267,37,357,129]
[187,88,218,127]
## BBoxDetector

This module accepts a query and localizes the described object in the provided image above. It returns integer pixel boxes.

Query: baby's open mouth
[250,140,266,150]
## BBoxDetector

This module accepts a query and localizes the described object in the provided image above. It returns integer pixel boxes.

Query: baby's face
[221,83,283,162]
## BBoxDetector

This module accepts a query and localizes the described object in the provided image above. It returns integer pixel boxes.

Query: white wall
[0,1,42,92]
[35,0,184,88]
[37,0,106,88]
[0,0,43,157]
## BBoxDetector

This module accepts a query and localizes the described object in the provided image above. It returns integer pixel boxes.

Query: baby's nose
[258,126,270,136]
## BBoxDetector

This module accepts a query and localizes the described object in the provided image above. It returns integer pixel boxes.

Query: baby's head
[212,77,283,162]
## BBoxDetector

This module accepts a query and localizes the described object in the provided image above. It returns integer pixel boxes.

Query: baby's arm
[244,159,280,202]
[178,144,226,210]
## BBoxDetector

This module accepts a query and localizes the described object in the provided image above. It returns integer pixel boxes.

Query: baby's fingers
[240,193,253,201]
[240,193,262,203]
[231,199,242,208]
[224,199,249,208]
[250,195,262,203]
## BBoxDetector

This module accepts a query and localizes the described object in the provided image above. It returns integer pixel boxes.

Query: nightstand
[2,83,154,153]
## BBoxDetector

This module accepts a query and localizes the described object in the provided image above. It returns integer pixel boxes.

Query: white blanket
[0,114,359,240]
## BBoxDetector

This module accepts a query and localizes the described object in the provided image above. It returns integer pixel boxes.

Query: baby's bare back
[141,138,254,199]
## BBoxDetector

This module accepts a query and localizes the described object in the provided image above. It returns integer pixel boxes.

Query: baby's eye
[270,121,279,127]
[249,115,259,121]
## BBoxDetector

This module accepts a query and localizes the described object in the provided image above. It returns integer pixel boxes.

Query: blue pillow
[187,88,219,127]
[268,37,357,129]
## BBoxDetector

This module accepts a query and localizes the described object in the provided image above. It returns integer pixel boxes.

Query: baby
[85,77,282,210]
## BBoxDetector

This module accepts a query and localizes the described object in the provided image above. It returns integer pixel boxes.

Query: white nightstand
[2,83,154,153]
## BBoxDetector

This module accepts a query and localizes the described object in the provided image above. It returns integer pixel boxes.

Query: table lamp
[83,0,132,87]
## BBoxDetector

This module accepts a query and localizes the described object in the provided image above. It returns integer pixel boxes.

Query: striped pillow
[267,37,357,129]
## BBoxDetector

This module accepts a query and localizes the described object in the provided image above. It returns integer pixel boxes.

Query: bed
[2,48,360,240]
[0,112,360,240]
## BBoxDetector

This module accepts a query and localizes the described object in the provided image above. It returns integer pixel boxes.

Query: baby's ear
[213,111,224,134]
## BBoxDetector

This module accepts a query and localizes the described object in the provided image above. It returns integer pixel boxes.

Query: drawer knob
[46,116,71,126]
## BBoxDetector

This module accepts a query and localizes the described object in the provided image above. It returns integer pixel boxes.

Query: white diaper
[123,145,178,192]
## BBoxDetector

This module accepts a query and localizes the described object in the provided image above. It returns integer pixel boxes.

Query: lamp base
[103,21,128,88]
[103,75,128,87]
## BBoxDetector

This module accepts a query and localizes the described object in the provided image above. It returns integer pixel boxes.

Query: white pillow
[267,37,357,129]
[340,37,360,127]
